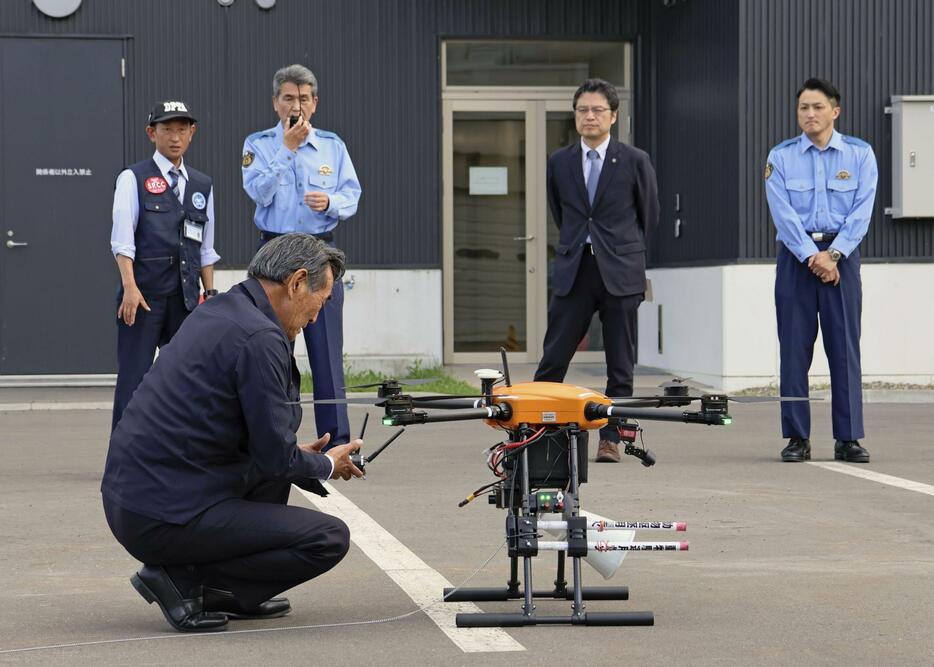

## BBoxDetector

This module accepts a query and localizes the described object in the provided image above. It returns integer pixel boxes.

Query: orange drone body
[484,381,611,431]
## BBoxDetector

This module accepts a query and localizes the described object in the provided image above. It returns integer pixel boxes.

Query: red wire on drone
[501,427,546,450]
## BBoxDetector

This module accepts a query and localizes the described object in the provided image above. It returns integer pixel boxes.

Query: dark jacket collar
[240,278,287,336]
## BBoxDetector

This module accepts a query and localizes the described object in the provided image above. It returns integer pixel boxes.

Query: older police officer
[102,234,362,633]
[110,101,220,431]
[765,78,878,463]
[242,64,361,451]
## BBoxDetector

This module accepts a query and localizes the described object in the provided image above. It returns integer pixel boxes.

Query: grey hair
[273,64,318,98]
[248,233,345,291]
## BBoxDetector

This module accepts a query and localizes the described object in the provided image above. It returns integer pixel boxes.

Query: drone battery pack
[506,429,589,488]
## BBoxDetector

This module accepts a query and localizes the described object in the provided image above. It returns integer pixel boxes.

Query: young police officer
[765,79,877,463]
[110,101,220,430]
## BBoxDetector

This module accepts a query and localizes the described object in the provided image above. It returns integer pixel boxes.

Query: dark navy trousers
[535,250,642,443]
[258,235,350,448]
[112,292,188,431]
[775,242,864,441]
[103,481,350,607]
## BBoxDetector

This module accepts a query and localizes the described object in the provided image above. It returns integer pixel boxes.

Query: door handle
[5,240,28,248]
[512,235,535,241]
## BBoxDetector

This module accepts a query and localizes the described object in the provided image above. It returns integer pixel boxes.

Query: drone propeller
[343,378,434,390]
[290,397,386,406]
[724,395,811,403]
[609,394,810,404]
[658,377,693,387]
[290,393,505,406]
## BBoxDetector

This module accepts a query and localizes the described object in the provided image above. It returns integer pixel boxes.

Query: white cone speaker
[541,512,632,580]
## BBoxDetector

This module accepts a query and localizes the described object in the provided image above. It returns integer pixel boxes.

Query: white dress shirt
[580,136,610,244]
[580,135,610,185]
[110,151,221,266]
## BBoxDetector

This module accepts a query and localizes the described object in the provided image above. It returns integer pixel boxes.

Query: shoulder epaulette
[841,135,870,148]
[246,128,276,143]
[771,137,800,152]
[314,129,342,142]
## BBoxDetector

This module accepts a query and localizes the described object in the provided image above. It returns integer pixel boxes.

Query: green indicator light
[382,417,395,426]
[721,417,733,425]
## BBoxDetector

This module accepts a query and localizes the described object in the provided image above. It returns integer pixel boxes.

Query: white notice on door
[468,167,508,195]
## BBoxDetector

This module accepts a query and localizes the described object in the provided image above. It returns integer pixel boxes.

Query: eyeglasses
[574,106,612,115]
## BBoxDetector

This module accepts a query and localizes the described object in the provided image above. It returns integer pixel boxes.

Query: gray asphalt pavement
[1,380,932,665]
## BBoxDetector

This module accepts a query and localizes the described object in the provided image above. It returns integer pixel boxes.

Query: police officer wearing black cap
[110,101,220,431]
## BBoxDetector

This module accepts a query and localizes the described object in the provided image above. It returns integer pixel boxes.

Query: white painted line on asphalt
[809,462,934,497]
[0,402,111,412]
[296,483,525,653]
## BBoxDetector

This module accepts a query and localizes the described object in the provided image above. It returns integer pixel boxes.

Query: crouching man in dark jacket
[102,233,362,632]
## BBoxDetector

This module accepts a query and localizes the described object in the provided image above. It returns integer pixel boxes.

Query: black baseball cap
[147,101,197,125]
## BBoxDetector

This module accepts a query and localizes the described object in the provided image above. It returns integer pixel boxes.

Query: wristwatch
[828,249,842,263]
[203,289,219,298]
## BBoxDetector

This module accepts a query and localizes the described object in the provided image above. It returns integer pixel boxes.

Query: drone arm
[423,404,510,423]
[383,403,511,426]
[411,397,482,410]
[617,407,730,426]
[584,402,731,426]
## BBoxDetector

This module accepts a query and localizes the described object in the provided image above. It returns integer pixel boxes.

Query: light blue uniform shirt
[765,130,877,262]
[242,123,361,235]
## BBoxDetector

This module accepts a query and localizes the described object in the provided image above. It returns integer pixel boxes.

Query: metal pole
[520,446,534,617]
[568,429,584,618]
[554,550,567,596]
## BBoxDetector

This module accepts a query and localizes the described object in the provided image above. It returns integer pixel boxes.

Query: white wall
[215,268,443,375]
[638,263,934,392]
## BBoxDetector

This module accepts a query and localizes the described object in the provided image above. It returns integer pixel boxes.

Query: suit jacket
[547,137,660,297]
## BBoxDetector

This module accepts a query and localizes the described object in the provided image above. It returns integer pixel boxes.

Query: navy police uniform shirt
[765,130,877,261]
[242,123,361,235]
[101,278,333,524]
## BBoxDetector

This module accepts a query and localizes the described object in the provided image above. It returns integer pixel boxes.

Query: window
[445,40,629,88]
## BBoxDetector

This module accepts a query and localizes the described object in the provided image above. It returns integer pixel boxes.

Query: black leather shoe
[835,440,870,463]
[203,587,291,620]
[131,566,228,632]
[781,437,811,462]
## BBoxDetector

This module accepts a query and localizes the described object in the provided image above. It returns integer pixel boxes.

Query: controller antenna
[499,346,512,387]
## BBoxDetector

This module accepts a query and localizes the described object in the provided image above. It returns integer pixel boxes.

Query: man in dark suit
[102,234,363,632]
[535,78,660,463]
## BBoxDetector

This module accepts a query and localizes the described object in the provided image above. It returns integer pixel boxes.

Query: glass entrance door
[443,100,540,363]
[452,111,527,354]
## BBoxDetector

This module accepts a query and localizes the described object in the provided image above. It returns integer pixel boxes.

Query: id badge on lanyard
[184,220,204,243]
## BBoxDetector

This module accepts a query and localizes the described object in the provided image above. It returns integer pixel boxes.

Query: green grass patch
[300,361,478,395]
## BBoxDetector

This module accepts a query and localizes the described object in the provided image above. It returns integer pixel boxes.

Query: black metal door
[0,37,125,374]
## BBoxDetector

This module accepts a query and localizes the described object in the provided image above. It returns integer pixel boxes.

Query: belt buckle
[810,232,824,242]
